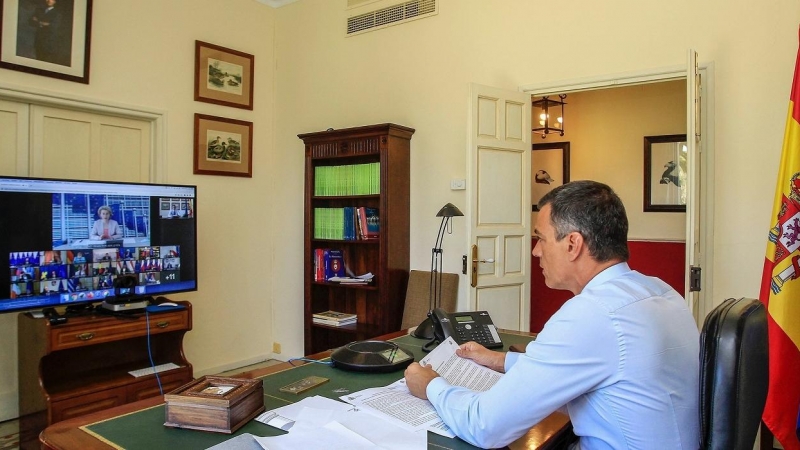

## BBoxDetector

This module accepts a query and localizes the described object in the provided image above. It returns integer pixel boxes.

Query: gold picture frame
[0,0,93,83]
[193,113,253,178]
[194,40,254,110]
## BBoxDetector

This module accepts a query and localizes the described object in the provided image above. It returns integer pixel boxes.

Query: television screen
[0,176,197,313]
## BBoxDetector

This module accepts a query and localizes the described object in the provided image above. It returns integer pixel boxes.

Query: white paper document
[250,395,427,450]
[419,336,503,391]
[340,379,455,437]
[340,337,504,439]
[255,395,353,431]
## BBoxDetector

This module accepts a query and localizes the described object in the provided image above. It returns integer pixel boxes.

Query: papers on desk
[214,337,501,450]
[246,395,427,450]
[254,395,352,431]
[340,337,504,439]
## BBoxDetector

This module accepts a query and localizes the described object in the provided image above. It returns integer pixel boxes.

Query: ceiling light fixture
[532,94,567,139]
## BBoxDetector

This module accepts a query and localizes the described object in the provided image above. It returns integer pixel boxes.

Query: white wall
[0,0,277,420]
[271,0,800,356]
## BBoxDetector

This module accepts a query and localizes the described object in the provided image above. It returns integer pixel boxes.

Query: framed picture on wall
[532,142,570,211]
[643,134,687,212]
[0,0,93,83]
[194,113,253,178]
[194,40,254,110]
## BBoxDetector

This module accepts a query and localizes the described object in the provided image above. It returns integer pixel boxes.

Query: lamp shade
[436,203,464,218]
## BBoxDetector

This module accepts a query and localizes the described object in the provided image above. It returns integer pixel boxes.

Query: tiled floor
[2,359,282,450]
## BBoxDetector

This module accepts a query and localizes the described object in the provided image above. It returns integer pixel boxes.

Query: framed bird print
[532,142,570,212]
[193,113,253,177]
[644,134,687,212]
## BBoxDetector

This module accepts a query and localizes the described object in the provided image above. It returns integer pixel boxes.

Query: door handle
[471,245,495,287]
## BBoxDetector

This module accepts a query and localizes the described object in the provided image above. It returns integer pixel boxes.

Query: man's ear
[566,232,584,261]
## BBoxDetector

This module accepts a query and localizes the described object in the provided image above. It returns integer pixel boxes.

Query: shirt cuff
[426,376,449,401]
[504,350,520,372]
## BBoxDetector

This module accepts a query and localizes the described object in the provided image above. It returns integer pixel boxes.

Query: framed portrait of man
[0,0,93,83]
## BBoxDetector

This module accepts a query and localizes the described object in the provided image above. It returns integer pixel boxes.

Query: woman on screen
[90,206,123,240]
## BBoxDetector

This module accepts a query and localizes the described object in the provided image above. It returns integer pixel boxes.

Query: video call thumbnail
[9,245,182,300]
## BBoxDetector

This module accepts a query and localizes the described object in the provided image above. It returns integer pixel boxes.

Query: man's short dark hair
[538,180,629,262]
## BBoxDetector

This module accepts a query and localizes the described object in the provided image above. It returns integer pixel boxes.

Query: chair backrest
[400,270,459,330]
[699,297,769,450]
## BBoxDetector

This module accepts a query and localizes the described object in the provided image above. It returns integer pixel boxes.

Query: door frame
[519,63,716,325]
[0,81,167,182]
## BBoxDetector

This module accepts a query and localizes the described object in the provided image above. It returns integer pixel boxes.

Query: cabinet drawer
[50,311,189,351]
[50,387,127,423]
[127,369,192,401]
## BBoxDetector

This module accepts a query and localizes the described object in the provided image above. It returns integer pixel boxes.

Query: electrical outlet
[272,342,281,354]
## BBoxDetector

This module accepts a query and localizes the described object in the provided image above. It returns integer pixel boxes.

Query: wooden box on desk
[164,376,265,434]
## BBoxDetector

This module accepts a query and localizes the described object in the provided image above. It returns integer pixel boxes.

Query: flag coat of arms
[760,28,800,450]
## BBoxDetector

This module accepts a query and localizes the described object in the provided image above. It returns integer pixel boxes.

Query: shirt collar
[584,262,631,291]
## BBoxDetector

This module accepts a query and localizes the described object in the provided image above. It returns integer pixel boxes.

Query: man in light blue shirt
[405,181,700,449]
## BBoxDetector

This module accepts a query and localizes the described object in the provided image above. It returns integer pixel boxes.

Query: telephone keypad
[455,324,501,348]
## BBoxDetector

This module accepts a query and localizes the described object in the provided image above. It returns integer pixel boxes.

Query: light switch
[450,179,466,190]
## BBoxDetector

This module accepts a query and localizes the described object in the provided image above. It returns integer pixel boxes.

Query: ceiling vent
[347,0,437,36]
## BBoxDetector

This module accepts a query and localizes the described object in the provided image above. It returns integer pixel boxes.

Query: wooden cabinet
[299,124,412,354]
[18,303,193,447]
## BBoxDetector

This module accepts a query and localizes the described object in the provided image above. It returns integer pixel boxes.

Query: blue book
[324,249,345,280]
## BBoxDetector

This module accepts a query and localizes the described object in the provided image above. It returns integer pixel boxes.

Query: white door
[30,105,152,182]
[0,99,27,421]
[467,83,532,331]
[0,98,154,421]
[685,49,703,323]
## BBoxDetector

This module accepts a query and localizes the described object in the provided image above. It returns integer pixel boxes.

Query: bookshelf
[299,123,412,354]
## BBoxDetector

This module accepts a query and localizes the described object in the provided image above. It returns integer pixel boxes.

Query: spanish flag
[760,28,800,450]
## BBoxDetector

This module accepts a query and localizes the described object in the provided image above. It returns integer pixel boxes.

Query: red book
[314,249,325,282]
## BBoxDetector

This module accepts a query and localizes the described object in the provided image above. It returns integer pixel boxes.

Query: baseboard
[194,353,279,377]
[0,390,19,422]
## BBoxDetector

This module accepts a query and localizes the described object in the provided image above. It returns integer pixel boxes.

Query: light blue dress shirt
[426,263,700,449]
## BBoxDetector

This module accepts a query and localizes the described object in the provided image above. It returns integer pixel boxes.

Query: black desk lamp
[413,202,464,340]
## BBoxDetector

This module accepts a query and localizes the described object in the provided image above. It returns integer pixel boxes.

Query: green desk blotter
[82,332,535,449]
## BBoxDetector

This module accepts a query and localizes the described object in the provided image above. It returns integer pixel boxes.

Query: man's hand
[456,341,507,373]
[404,362,440,400]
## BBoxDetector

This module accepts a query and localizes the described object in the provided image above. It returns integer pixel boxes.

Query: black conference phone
[429,308,504,349]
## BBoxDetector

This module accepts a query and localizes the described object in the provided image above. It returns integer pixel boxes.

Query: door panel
[31,105,151,181]
[476,284,523,330]
[0,99,29,175]
[468,84,532,331]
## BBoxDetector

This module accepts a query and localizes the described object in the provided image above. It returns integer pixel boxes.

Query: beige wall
[271,0,800,356]
[1,0,798,421]
[537,81,687,241]
[0,0,276,419]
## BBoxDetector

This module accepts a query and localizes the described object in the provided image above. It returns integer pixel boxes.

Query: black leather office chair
[699,297,769,450]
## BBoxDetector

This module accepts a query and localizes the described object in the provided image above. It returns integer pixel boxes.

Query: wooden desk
[41,330,571,450]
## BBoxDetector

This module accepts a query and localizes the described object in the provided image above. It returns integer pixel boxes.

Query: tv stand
[17,301,193,450]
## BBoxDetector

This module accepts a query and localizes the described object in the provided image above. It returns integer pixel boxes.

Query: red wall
[530,239,685,332]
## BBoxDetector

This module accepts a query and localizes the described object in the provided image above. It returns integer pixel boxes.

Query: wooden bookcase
[299,124,412,355]
[17,303,192,448]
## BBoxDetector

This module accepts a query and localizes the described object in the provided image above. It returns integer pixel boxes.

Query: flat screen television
[0,176,197,314]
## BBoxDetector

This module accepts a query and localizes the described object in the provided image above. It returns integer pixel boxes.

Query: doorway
[528,80,690,331]
[521,61,715,329]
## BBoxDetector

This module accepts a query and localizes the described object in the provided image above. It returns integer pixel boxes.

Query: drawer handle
[156,321,170,328]
[76,332,95,341]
